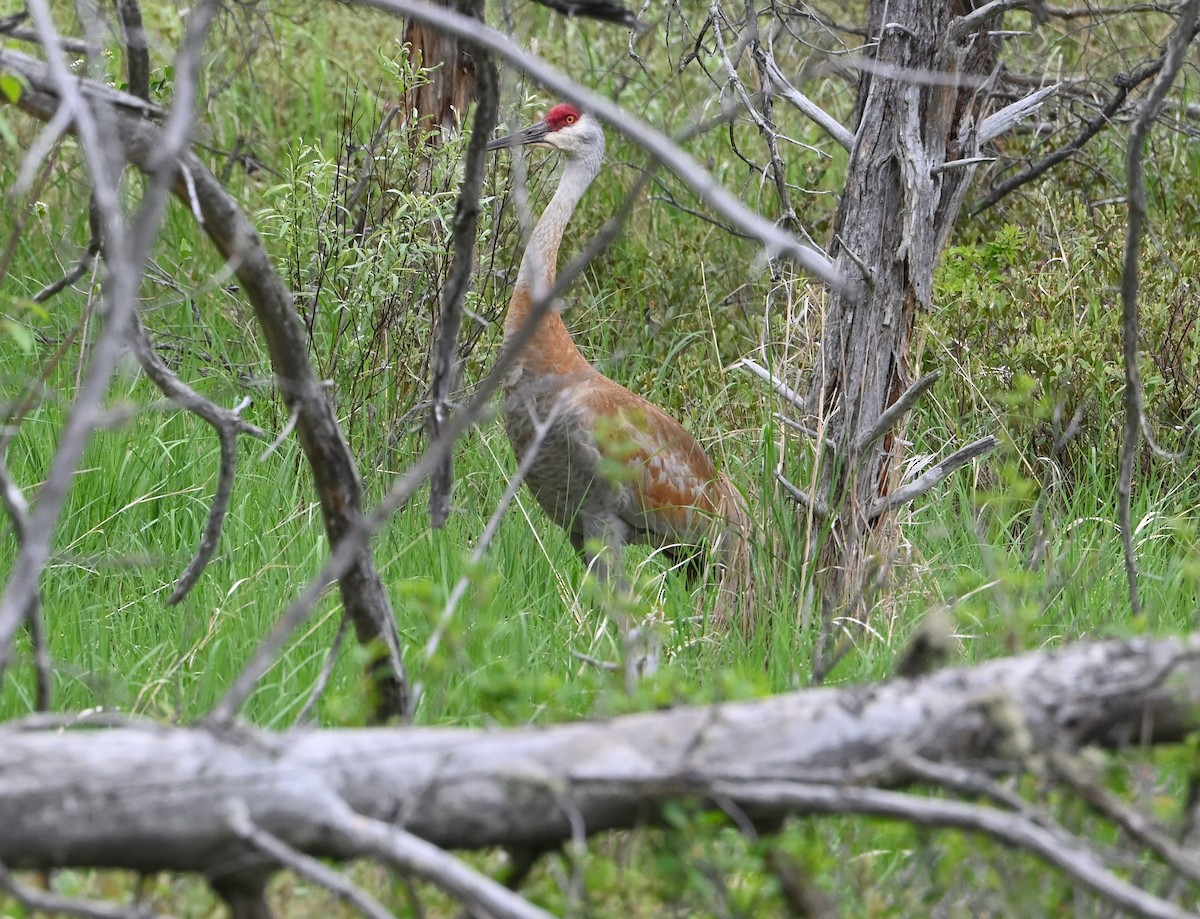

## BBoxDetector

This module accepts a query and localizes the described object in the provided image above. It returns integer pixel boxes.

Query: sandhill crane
[488,103,753,633]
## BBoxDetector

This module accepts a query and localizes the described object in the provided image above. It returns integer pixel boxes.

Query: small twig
[869,435,998,519]
[950,0,1031,41]
[977,84,1060,145]
[5,708,155,730]
[259,404,299,462]
[930,156,995,175]
[422,398,566,664]
[774,412,834,453]
[735,358,808,411]
[853,370,940,455]
[326,808,557,919]
[294,613,351,726]
[32,228,102,302]
[0,456,50,710]
[761,54,855,151]
[570,649,619,671]
[126,312,266,605]
[1117,0,1200,618]
[427,16,498,529]
[776,471,831,518]
[833,232,874,287]
[227,801,398,919]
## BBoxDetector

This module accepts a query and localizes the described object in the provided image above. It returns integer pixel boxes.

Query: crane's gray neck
[515,151,602,297]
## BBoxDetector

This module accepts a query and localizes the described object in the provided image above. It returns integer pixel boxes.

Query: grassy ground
[2,1,1199,915]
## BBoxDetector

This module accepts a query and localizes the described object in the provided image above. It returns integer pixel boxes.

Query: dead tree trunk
[401,0,478,139]
[809,0,1003,668]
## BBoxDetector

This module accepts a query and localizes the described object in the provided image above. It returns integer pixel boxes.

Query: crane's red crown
[545,103,582,131]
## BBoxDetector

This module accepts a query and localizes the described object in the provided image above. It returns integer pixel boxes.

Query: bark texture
[812,0,1000,616]
[401,0,477,138]
[2,637,1198,871]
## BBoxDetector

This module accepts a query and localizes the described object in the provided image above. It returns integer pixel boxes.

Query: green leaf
[0,113,15,149]
[0,71,23,104]
[2,319,35,354]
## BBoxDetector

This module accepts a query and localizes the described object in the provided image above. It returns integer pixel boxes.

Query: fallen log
[2,636,1198,872]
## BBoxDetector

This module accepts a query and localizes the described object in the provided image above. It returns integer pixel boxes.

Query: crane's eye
[565,115,576,125]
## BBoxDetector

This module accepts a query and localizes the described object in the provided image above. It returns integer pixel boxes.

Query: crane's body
[489,104,751,626]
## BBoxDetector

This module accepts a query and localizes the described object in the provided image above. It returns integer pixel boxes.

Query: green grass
[4,1,1200,916]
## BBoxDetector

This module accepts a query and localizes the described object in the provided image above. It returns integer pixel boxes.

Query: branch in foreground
[428,15,497,529]
[717,781,1193,919]
[3,637,1200,869]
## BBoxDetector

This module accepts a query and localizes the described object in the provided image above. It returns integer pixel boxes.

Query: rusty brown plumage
[490,104,755,633]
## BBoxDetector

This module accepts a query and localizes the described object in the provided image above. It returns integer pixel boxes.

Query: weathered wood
[2,637,1198,872]
[810,0,1002,624]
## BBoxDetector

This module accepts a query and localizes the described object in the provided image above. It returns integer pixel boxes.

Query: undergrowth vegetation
[2,0,1200,915]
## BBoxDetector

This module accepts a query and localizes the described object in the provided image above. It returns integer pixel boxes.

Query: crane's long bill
[487,120,550,150]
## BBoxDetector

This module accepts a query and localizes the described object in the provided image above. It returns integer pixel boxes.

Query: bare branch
[716,781,1196,919]
[761,55,855,151]
[950,0,1031,41]
[776,471,831,518]
[227,802,398,919]
[869,435,998,519]
[977,83,1060,145]
[735,358,808,411]
[852,370,940,455]
[126,312,267,604]
[328,810,557,919]
[1048,749,1200,884]
[1117,0,1199,617]
[428,19,498,529]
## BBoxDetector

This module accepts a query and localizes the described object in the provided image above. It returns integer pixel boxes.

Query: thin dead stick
[293,612,351,726]
[327,809,557,919]
[735,357,808,411]
[1048,749,1200,884]
[853,370,940,455]
[869,435,998,519]
[227,801,398,919]
[126,311,266,603]
[428,26,498,529]
[1117,0,1200,618]
[712,780,1196,919]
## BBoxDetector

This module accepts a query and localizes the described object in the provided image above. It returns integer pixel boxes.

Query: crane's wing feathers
[580,380,725,545]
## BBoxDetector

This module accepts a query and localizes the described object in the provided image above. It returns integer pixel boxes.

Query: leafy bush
[932,195,1199,461]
